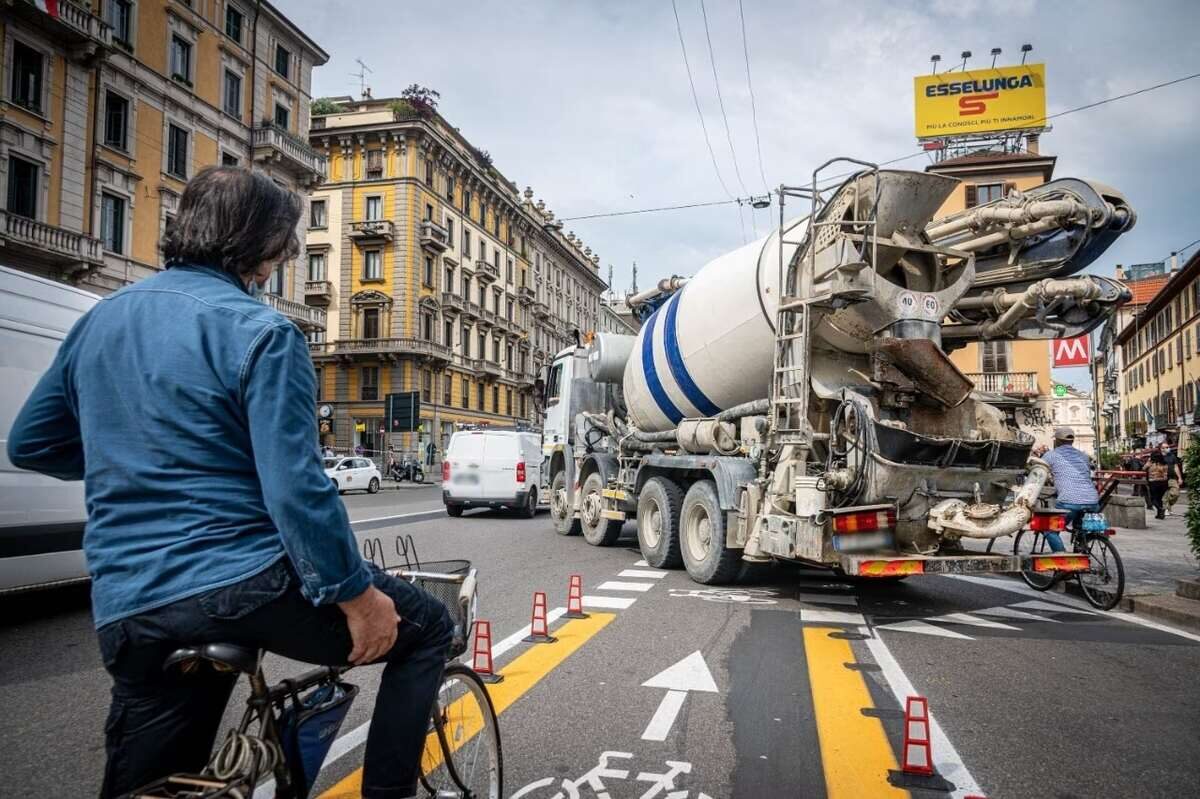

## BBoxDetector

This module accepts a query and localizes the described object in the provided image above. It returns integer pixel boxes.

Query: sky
[292,0,1200,383]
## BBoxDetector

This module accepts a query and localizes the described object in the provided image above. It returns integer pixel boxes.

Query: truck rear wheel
[680,480,740,585]
[580,471,623,546]
[551,470,581,536]
[637,477,683,569]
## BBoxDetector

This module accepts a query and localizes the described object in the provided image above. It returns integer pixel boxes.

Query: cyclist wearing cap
[1040,426,1100,552]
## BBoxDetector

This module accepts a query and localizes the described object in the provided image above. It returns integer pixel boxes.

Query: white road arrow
[640,651,718,741]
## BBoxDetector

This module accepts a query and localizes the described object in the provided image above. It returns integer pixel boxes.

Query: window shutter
[964,185,977,208]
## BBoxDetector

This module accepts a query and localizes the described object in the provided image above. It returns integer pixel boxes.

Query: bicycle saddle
[164,643,262,675]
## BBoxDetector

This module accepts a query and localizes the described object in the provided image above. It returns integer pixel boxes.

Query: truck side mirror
[533,367,548,413]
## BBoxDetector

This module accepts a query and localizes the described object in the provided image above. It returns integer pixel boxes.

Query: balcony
[252,125,328,185]
[471,358,503,380]
[0,209,102,273]
[441,292,465,314]
[517,286,536,304]
[462,300,481,320]
[965,371,1038,397]
[532,300,551,320]
[420,220,449,253]
[309,337,453,363]
[266,294,326,332]
[304,280,333,306]
[349,219,394,243]
[482,308,498,326]
[476,259,500,283]
[12,0,111,60]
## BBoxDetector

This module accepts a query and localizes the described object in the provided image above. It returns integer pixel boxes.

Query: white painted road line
[974,605,1061,623]
[619,569,667,579]
[583,594,638,609]
[799,609,867,625]
[640,651,719,741]
[795,592,860,606]
[861,625,983,799]
[926,612,1020,631]
[350,508,445,525]
[597,580,655,592]
[876,620,974,640]
[634,559,649,567]
[1010,600,1097,616]
[641,690,688,742]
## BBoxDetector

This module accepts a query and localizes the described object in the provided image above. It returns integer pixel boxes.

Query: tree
[311,97,343,116]
[400,84,440,117]
[1186,439,1200,563]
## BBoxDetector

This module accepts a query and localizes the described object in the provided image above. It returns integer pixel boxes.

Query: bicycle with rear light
[1013,508,1125,610]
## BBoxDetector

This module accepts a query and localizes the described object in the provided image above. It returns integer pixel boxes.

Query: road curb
[1118,593,1200,632]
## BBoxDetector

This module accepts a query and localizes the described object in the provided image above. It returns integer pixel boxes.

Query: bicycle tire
[418,662,503,799]
[1013,530,1058,591]
[1077,534,1125,611]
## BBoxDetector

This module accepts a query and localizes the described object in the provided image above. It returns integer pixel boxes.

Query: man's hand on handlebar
[338,585,401,665]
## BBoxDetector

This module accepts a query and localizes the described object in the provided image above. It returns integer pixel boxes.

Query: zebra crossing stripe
[875,620,973,640]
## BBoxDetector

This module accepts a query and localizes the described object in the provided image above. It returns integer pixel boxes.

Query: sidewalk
[1101,499,1200,629]
[382,478,441,490]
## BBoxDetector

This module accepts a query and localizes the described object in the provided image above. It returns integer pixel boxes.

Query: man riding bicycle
[7,168,452,798]
[1041,426,1101,551]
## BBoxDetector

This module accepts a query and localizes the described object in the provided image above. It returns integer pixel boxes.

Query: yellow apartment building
[1116,250,1200,448]
[0,0,327,336]
[931,148,1056,416]
[306,94,609,455]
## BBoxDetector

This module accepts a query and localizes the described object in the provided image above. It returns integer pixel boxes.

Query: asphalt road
[2,489,1198,798]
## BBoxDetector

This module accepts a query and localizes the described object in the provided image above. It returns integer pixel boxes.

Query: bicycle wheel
[419,662,503,799]
[1013,530,1058,590]
[1077,534,1125,611]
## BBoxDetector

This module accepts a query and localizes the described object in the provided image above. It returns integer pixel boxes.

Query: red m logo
[1051,336,1091,367]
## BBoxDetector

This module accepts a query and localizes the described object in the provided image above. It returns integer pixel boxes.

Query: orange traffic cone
[523,591,556,644]
[471,620,503,684]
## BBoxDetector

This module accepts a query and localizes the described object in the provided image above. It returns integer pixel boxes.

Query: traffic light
[385,391,420,432]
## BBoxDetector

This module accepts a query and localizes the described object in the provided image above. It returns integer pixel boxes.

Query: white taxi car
[324,456,382,494]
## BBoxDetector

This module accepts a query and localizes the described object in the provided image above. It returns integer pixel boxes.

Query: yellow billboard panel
[914,64,1046,139]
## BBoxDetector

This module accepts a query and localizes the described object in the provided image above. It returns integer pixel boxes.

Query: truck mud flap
[841,552,1090,578]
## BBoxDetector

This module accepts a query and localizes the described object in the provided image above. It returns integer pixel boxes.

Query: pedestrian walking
[1146,450,1170,520]
[425,440,435,467]
[1161,443,1184,516]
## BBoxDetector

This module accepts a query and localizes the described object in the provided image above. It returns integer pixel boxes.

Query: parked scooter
[388,453,425,484]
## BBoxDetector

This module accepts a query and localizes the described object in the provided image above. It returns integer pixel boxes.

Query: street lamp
[750,195,771,210]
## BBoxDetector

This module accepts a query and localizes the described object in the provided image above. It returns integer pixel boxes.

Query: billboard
[1051,335,1091,368]
[914,64,1046,139]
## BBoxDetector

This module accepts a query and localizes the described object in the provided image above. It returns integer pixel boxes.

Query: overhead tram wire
[698,0,754,238]
[670,0,743,242]
[558,69,1200,224]
[738,0,770,194]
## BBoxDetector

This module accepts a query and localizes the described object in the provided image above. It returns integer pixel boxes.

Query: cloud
[291,0,1200,295]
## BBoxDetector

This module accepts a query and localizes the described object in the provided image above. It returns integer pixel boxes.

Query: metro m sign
[1051,335,1091,367]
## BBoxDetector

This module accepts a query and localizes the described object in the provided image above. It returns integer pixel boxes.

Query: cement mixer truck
[538,159,1135,584]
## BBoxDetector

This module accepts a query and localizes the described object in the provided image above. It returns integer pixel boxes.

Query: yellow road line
[803,627,908,798]
[319,612,615,798]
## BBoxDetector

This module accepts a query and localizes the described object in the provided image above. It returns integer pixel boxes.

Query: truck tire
[551,470,581,536]
[680,480,740,585]
[580,472,623,546]
[637,477,683,569]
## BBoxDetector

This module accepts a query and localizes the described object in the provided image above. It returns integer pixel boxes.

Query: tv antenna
[351,59,373,98]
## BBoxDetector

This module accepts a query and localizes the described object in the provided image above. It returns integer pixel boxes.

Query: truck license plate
[454,474,478,485]
[832,532,893,552]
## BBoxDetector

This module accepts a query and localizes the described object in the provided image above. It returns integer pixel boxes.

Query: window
[365,195,382,220]
[446,176,455,202]
[424,203,433,221]
[7,156,38,219]
[445,265,454,291]
[274,44,290,78]
[424,256,434,287]
[507,299,514,321]
[966,183,1003,208]
[478,382,485,411]
[461,377,470,409]
[463,276,471,300]
[100,193,125,254]
[310,200,326,228]
[225,5,244,44]
[446,217,455,248]
[442,375,451,405]
[546,362,563,404]
[170,36,192,83]
[314,367,322,401]
[223,70,241,117]
[274,102,289,129]
[422,370,432,403]
[107,0,132,46]
[507,258,514,284]
[463,190,472,215]
[221,152,239,167]
[506,389,513,416]
[422,314,434,340]
[307,252,325,281]
[492,337,501,361]
[366,149,383,179]
[520,394,527,418]
[493,385,500,413]
[11,41,43,112]
[167,124,189,179]
[506,343,514,366]
[463,230,471,258]
[424,159,433,186]
[103,91,129,150]
[363,250,382,280]
[361,367,379,401]
[266,263,284,296]
[479,203,486,226]
[478,284,486,307]
[479,243,486,265]
[362,308,380,339]
[462,325,471,356]
[443,320,453,347]
[478,333,486,360]
[980,340,1010,372]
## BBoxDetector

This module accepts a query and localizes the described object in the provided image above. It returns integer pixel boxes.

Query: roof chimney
[1114,264,1124,280]
[1170,251,1180,273]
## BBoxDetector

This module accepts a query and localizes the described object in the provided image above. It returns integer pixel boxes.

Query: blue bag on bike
[277,679,358,798]
[1083,512,1108,532]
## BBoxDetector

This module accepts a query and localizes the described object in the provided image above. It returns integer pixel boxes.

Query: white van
[442,429,542,518]
[0,266,97,593]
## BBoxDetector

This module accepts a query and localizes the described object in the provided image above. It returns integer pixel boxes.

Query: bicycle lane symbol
[510,750,714,799]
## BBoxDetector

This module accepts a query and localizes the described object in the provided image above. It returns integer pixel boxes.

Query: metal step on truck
[537,158,1135,585]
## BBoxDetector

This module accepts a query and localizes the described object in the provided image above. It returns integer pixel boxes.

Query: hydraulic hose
[927,458,1051,539]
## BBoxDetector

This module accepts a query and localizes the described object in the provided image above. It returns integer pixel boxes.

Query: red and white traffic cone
[470,620,503,684]
[901,695,934,776]
[522,591,557,644]
[565,574,589,619]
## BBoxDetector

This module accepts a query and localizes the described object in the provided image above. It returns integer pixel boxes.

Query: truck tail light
[832,508,896,534]
[442,461,450,481]
[1029,512,1066,532]
[516,461,526,483]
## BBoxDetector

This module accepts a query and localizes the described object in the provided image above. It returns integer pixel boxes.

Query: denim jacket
[7,264,370,628]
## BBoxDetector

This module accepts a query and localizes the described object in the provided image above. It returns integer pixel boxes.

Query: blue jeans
[1047,501,1101,552]
[96,559,453,799]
